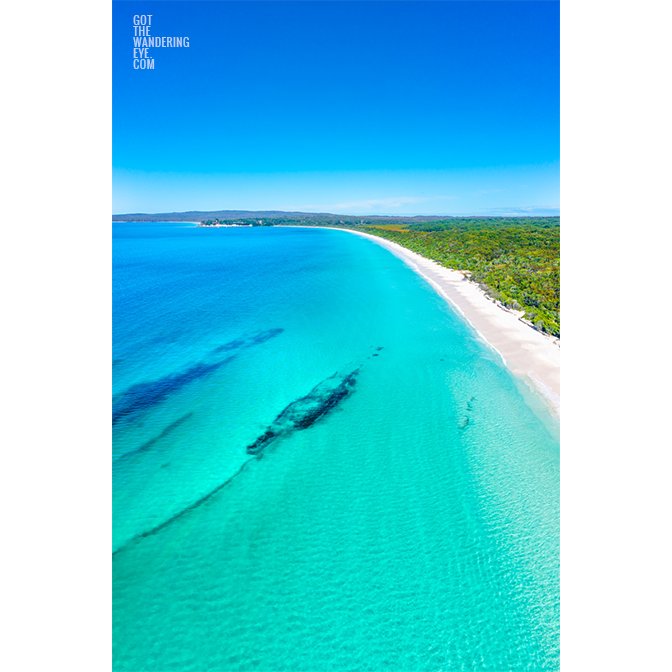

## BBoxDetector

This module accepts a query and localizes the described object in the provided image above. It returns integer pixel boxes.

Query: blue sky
[113,1,559,216]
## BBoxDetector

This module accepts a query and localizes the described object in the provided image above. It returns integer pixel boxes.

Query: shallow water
[113,223,559,671]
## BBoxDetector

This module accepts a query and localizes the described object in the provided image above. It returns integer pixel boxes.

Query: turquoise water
[113,223,559,671]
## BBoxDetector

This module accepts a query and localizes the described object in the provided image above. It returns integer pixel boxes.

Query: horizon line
[112,208,560,219]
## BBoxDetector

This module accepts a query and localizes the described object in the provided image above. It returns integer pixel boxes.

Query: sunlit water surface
[113,223,559,671]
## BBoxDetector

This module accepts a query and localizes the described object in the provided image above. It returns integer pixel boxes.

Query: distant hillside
[112,210,330,222]
[112,210,457,224]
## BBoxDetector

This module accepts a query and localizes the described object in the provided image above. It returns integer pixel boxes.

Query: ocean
[113,223,559,671]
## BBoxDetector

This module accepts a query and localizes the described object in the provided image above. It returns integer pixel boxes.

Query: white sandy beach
[310,227,561,417]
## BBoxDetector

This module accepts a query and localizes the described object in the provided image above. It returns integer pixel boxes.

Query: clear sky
[113,1,559,216]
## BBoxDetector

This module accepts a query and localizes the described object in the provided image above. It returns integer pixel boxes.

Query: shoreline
[287,226,560,418]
